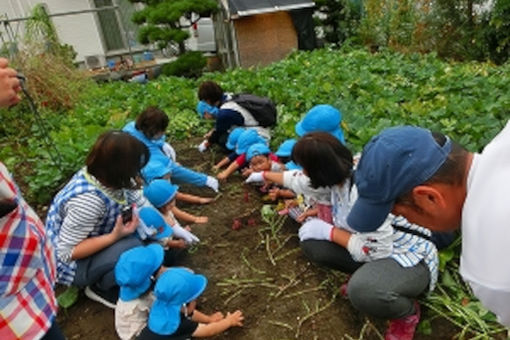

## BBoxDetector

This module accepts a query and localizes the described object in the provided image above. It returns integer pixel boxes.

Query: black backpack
[231,93,277,127]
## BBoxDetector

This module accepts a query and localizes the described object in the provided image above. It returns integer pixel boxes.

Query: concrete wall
[0,0,105,61]
[234,11,297,68]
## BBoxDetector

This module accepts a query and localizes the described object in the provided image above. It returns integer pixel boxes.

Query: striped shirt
[0,162,57,339]
[46,168,145,285]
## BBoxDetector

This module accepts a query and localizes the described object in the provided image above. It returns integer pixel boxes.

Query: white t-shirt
[115,293,155,340]
[460,120,510,326]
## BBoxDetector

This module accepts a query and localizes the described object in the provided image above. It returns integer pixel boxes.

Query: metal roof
[225,0,315,18]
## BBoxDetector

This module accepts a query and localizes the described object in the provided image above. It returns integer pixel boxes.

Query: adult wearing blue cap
[295,104,346,144]
[349,123,510,328]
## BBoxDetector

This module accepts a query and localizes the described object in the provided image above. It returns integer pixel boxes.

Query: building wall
[234,11,297,68]
[0,0,105,61]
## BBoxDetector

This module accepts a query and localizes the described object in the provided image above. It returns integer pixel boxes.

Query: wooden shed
[214,0,316,68]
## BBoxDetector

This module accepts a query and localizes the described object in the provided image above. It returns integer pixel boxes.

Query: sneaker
[385,302,421,340]
[84,285,117,309]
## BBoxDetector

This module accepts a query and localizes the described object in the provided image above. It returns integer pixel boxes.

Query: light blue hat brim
[295,120,307,137]
[330,128,346,144]
[148,301,181,335]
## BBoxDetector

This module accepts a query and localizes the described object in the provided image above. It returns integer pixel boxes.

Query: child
[142,158,211,224]
[138,206,198,266]
[137,268,244,339]
[217,129,266,181]
[114,244,166,340]
[274,138,303,171]
[212,127,245,171]
[295,104,346,144]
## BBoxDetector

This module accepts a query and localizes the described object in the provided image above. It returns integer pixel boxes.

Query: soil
[56,138,461,340]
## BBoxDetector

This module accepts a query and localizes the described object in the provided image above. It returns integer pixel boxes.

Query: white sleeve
[282,170,331,204]
[468,281,510,327]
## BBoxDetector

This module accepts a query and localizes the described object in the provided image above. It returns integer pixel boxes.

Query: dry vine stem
[295,295,337,339]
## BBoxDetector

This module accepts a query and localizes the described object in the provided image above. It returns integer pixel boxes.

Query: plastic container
[143,51,154,61]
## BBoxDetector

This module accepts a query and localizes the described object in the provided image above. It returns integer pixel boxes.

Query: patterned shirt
[0,162,58,339]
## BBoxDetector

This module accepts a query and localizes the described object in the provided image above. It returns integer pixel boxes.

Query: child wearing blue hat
[114,244,166,340]
[217,129,268,181]
[295,104,346,144]
[274,139,303,171]
[212,127,246,172]
[137,268,244,339]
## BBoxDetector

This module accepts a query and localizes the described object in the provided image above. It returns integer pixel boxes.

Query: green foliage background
[1,47,509,205]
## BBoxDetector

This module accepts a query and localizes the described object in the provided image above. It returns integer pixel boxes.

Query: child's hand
[268,188,280,201]
[194,216,209,224]
[212,165,220,172]
[284,199,298,208]
[296,212,307,223]
[241,168,253,177]
[208,312,224,323]
[167,239,187,249]
[198,197,214,204]
[217,171,228,181]
[226,310,244,327]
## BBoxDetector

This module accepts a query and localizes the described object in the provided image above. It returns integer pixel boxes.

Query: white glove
[206,176,219,192]
[162,142,176,162]
[198,140,208,152]
[298,219,334,242]
[245,172,264,184]
[172,224,200,245]
[347,228,393,262]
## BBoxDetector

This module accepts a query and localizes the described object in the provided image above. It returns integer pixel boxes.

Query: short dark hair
[198,81,223,104]
[135,107,169,139]
[292,132,353,188]
[86,131,149,190]
[395,132,469,206]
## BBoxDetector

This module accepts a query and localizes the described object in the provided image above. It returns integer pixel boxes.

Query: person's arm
[175,192,212,204]
[217,161,240,181]
[213,157,231,171]
[192,310,244,337]
[171,206,208,224]
[0,58,21,107]
[191,310,224,324]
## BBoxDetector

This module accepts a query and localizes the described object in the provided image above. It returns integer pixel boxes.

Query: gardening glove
[206,176,219,192]
[245,172,264,184]
[198,140,208,153]
[162,142,176,162]
[346,221,393,262]
[298,219,334,242]
[172,224,200,245]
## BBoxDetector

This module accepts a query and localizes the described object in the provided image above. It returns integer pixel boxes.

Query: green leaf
[57,286,79,309]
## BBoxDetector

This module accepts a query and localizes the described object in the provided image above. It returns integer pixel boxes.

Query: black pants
[41,319,65,340]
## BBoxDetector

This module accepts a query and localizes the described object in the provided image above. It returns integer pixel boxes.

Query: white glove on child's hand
[198,140,208,153]
[346,228,393,262]
[162,142,176,161]
[245,172,264,184]
[206,176,219,192]
[172,224,200,245]
[298,219,334,242]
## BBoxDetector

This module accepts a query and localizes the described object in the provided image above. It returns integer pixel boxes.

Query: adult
[348,124,510,327]
[0,57,64,339]
[246,132,439,340]
[196,81,270,151]
[123,107,218,192]
[46,131,147,308]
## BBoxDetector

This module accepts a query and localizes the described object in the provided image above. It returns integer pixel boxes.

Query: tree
[128,0,217,55]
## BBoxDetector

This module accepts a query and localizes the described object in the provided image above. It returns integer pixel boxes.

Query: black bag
[231,93,277,127]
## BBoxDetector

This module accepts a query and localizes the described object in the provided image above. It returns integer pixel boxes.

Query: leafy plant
[162,51,206,78]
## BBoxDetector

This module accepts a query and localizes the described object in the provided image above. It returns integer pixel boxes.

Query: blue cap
[284,160,302,170]
[226,127,246,151]
[347,126,452,232]
[235,129,266,155]
[115,244,164,301]
[295,105,345,143]
[148,268,207,335]
[139,206,173,240]
[246,143,271,161]
[275,139,297,157]
[196,100,219,118]
[141,156,173,184]
[144,179,179,208]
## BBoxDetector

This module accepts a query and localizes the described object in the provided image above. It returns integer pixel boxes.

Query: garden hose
[16,72,63,167]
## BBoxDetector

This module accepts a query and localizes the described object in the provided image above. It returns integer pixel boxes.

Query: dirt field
[56,138,460,340]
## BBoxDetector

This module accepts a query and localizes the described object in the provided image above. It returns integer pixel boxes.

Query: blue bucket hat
[285,160,302,171]
[347,126,452,233]
[139,206,173,240]
[235,129,266,155]
[226,127,246,151]
[148,268,208,335]
[295,105,345,143]
[275,139,297,157]
[246,143,271,161]
[141,156,173,184]
[143,179,179,208]
[196,100,219,118]
[115,244,164,301]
